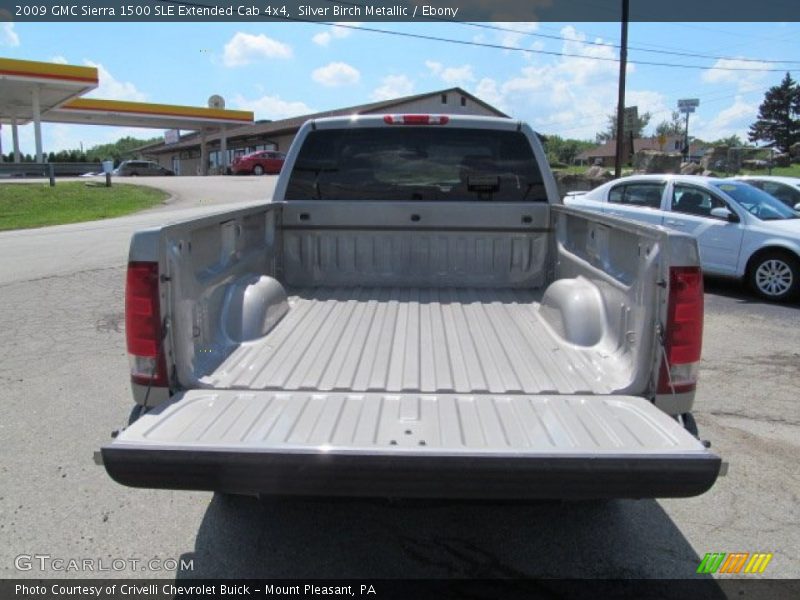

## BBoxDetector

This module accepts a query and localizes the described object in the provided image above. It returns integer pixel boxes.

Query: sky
[1,20,799,154]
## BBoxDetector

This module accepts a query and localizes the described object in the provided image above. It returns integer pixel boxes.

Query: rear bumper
[102,446,721,499]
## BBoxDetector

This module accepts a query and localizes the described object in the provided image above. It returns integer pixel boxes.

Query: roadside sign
[623,106,638,131]
[678,99,699,114]
[164,129,180,145]
[657,133,667,149]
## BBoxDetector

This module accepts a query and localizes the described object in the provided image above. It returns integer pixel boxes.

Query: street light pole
[614,0,629,178]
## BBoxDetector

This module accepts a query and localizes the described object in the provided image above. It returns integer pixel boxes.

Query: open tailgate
[102,391,720,499]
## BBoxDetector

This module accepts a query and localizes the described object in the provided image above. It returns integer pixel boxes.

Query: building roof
[140,87,509,155]
[576,136,705,160]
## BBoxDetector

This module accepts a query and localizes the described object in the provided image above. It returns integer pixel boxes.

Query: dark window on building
[441,94,447,104]
[460,96,466,107]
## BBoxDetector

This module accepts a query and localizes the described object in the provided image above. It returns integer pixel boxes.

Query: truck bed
[200,286,629,395]
[104,119,720,500]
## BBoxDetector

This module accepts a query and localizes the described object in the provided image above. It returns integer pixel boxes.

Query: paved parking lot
[0,177,797,580]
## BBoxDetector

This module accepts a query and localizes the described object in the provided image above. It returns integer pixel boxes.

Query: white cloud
[474,22,540,51]
[1,22,19,47]
[51,55,69,64]
[474,78,507,112]
[370,75,414,101]
[702,58,771,93]
[312,62,360,87]
[312,22,361,47]
[497,21,540,49]
[692,96,759,141]
[426,61,475,86]
[312,32,332,47]
[458,25,642,139]
[442,66,475,86]
[222,32,292,67]
[83,61,147,102]
[627,90,669,120]
[233,93,314,120]
[425,60,443,75]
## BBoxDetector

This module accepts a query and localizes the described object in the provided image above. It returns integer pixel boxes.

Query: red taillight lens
[658,266,703,394]
[383,114,450,125]
[125,261,167,387]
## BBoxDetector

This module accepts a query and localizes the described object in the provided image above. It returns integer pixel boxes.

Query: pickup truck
[101,115,721,499]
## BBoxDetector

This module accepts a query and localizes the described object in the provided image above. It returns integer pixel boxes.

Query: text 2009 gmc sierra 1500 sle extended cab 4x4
[101,114,721,499]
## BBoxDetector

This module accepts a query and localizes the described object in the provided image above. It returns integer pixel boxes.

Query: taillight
[658,266,703,394]
[383,114,450,125]
[125,261,168,387]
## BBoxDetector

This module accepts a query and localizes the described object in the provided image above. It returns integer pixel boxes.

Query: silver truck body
[103,116,720,499]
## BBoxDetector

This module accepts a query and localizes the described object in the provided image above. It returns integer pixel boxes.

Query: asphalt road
[0,176,275,284]
[0,177,798,581]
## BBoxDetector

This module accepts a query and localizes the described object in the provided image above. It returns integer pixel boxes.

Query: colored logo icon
[697,552,773,574]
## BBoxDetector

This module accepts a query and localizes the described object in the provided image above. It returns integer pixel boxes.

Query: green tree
[748,72,800,153]
[84,135,162,163]
[595,110,651,143]
[655,111,685,137]
[710,134,746,148]
[543,135,595,165]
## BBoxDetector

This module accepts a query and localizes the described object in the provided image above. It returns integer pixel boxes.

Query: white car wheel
[751,254,798,301]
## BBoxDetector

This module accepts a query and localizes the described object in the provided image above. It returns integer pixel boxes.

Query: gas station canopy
[49,98,254,130]
[0,57,98,125]
[0,56,254,165]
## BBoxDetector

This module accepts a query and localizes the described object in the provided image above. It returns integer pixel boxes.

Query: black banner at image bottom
[3,579,800,600]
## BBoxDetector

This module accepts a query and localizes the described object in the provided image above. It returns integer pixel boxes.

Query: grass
[552,163,800,178]
[0,181,168,231]
[551,165,587,175]
[551,165,637,176]
[738,164,800,178]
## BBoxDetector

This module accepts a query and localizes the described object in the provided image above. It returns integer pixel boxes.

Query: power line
[301,20,797,73]
[457,21,800,65]
[319,0,800,65]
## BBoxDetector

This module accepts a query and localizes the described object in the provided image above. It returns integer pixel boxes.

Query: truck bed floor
[201,287,626,395]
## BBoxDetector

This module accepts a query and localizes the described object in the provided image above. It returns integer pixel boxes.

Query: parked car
[114,160,174,176]
[99,115,721,501]
[565,174,800,301]
[733,176,800,212]
[231,150,286,175]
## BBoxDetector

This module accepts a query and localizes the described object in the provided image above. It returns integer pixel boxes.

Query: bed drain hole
[418,440,426,446]
[389,440,397,445]
[405,429,412,435]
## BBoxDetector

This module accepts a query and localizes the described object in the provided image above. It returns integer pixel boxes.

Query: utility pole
[614,0,629,178]
[677,99,699,161]
[683,111,690,160]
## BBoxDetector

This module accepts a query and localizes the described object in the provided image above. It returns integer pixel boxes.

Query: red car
[231,150,286,175]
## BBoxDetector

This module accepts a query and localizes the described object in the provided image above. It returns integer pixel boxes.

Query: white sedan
[565,174,800,301]
[733,175,800,212]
